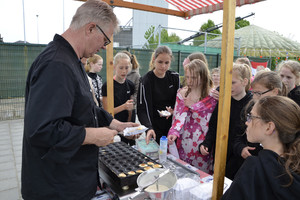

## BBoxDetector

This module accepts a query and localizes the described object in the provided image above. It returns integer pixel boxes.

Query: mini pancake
[127,171,136,175]
[147,162,154,166]
[136,169,144,173]
[139,163,148,168]
[153,164,162,168]
[144,166,152,171]
[118,173,126,177]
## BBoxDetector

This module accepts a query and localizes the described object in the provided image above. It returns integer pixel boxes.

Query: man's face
[84,23,114,58]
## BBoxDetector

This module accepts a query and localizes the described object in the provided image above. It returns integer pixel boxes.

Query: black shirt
[22,34,113,200]
[102,79,135,122]
[222,150,300,200]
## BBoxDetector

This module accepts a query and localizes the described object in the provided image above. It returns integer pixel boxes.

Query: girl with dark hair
[222,96,300,200]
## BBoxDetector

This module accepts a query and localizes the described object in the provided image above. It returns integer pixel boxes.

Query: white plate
[157,110,171,117]
[123,125,148,136]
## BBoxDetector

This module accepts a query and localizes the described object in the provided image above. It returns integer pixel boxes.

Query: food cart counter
[97,142,232,200]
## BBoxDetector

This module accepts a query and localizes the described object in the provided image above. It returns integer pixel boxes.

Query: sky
[0,0,299,44]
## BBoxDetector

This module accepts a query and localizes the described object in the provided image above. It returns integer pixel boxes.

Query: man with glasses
[21,1,138,199]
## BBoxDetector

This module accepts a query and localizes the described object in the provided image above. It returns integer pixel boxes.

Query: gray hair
[70,0,119,32]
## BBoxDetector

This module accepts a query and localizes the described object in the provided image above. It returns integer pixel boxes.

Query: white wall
[132,0,168,48]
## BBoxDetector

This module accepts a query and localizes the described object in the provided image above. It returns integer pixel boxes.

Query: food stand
[77,0,266,199]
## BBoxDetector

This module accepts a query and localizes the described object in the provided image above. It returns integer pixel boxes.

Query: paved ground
[0,119,23,200]
[0,117,143,200]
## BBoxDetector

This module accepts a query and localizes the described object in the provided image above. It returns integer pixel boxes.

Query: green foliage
[143,25,181,49]
[235,19,250,30]
[193,19,221,46]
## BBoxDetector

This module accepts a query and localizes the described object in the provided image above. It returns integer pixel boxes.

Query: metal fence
[0,42,223,121]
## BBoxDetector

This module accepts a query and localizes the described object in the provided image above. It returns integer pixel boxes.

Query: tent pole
[212,0,236,199]
[106,36,114,116]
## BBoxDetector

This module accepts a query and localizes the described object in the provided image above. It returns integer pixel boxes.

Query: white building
[132,0,168,48]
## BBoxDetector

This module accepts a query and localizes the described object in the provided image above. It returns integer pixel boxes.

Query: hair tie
[296,131,300,138]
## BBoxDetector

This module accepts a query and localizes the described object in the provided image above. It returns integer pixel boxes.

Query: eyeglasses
[251,89,272,97]
[246,113,262,122]
[95,24,111,46]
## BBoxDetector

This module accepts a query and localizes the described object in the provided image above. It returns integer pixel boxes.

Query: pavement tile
[0,155,14,163]
[0,162,15,172]
[0,149,13,157]
[0,187,20,200]
[0,178,18,191]
[0,139,11,146]
[0,169,16,180]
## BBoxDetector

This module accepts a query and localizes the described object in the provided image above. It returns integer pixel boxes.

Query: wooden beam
[97,0,186,18]
[106,36,114,116]
[212,0,236,199]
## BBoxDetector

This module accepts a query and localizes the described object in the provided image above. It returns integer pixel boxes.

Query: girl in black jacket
[199,63,252,180]
[137,46,180,144]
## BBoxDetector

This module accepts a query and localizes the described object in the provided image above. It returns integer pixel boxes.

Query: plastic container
[169,142,179,159]
[159,136,168,163]
[136,138,159,160]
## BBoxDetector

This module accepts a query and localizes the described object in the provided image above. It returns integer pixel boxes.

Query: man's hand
[109,119,139,132]
[83,127,117,147]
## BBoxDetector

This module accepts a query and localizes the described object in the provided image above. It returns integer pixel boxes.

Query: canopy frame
[76,0,266,198]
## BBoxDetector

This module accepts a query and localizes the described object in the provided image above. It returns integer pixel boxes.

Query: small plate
[157,110,171,117]
[123,125,148,136]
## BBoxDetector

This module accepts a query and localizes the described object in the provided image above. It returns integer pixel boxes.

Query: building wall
[114,27,132,47]
[132,0,168,48]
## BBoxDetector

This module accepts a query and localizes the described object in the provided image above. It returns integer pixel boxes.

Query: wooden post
[106,36,114,116]
[212,0,236,199]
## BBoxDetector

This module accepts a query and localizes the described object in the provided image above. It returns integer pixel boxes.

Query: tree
[235,19,250,30]
[143,25,181,49]
[192,19,250,46]
[193,19,221,46]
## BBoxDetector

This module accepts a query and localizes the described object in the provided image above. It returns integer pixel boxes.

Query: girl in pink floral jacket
[168,59,217,174]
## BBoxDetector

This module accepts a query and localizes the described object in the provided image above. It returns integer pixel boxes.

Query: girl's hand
[183,95,194,107]
[210,89,219,100]
[146,129,156,144]
[241,146,256,159]
[167,135,177,145]
[199,145,209,155]
[166,106,173,119]
[124,99,134,111]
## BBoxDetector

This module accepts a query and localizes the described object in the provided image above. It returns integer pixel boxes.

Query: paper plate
[123,125,148,136]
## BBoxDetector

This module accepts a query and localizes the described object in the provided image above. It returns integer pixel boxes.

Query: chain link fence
[0,42,226,121]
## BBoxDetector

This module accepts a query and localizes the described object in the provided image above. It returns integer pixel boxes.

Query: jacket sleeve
[96,107,113,127]
[200,104,218,153]
[24,61,86,164]
[233,131,248,157]
[168,92,188,138]
[137,76,153,130]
